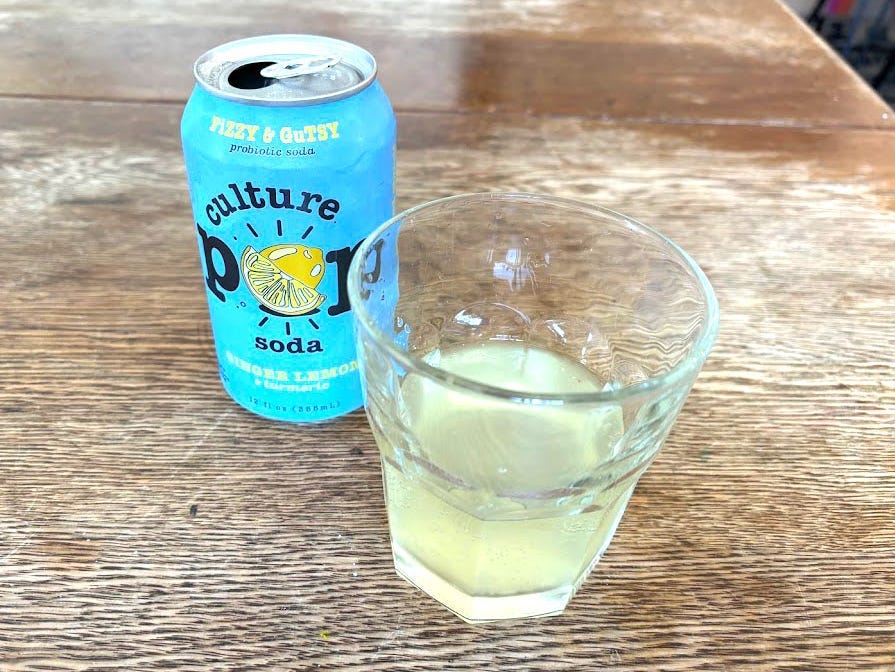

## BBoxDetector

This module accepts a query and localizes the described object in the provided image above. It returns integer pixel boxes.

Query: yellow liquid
[371,342,635,622]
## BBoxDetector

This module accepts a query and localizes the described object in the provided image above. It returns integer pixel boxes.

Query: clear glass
[348,193,719,623]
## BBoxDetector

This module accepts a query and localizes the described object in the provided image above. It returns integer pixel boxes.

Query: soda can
[181,35,396,422]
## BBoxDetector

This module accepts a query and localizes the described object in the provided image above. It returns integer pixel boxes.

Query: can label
[182,82,395,422]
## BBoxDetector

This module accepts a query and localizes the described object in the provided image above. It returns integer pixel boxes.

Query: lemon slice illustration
[241,244,326,316]
[262,244,326,287]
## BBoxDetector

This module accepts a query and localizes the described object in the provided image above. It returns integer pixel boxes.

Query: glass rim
[348,192,720,404]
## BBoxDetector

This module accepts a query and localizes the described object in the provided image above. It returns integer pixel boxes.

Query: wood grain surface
[0,0,892,126]
[1,91,894,670]
[3,1,895,670]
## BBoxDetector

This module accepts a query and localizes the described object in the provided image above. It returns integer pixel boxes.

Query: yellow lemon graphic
[241,243,326,316]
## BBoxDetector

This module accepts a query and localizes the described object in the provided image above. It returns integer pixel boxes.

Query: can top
[193,34,377,106]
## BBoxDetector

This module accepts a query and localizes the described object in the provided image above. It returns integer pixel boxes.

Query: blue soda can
[181,35,396,421]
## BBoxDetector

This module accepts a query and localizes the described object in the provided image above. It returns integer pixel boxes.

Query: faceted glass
[348,193,719,622]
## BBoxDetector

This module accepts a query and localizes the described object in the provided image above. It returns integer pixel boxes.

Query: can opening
[227,61,277,90]
[194,36,378,105]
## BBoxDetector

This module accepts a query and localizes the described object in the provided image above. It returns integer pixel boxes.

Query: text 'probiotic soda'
[182,35,396,421]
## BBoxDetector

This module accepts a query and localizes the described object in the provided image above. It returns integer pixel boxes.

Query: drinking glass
[348,193,719,622]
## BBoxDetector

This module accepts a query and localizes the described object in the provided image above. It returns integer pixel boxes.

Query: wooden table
[1,1,893,669]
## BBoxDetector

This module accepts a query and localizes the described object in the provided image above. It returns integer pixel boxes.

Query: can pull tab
[259,56,342,80]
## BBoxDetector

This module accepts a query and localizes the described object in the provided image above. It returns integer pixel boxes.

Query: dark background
[790,0,895,102]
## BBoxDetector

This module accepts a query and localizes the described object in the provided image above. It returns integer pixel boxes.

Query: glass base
[393,543,574,623]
